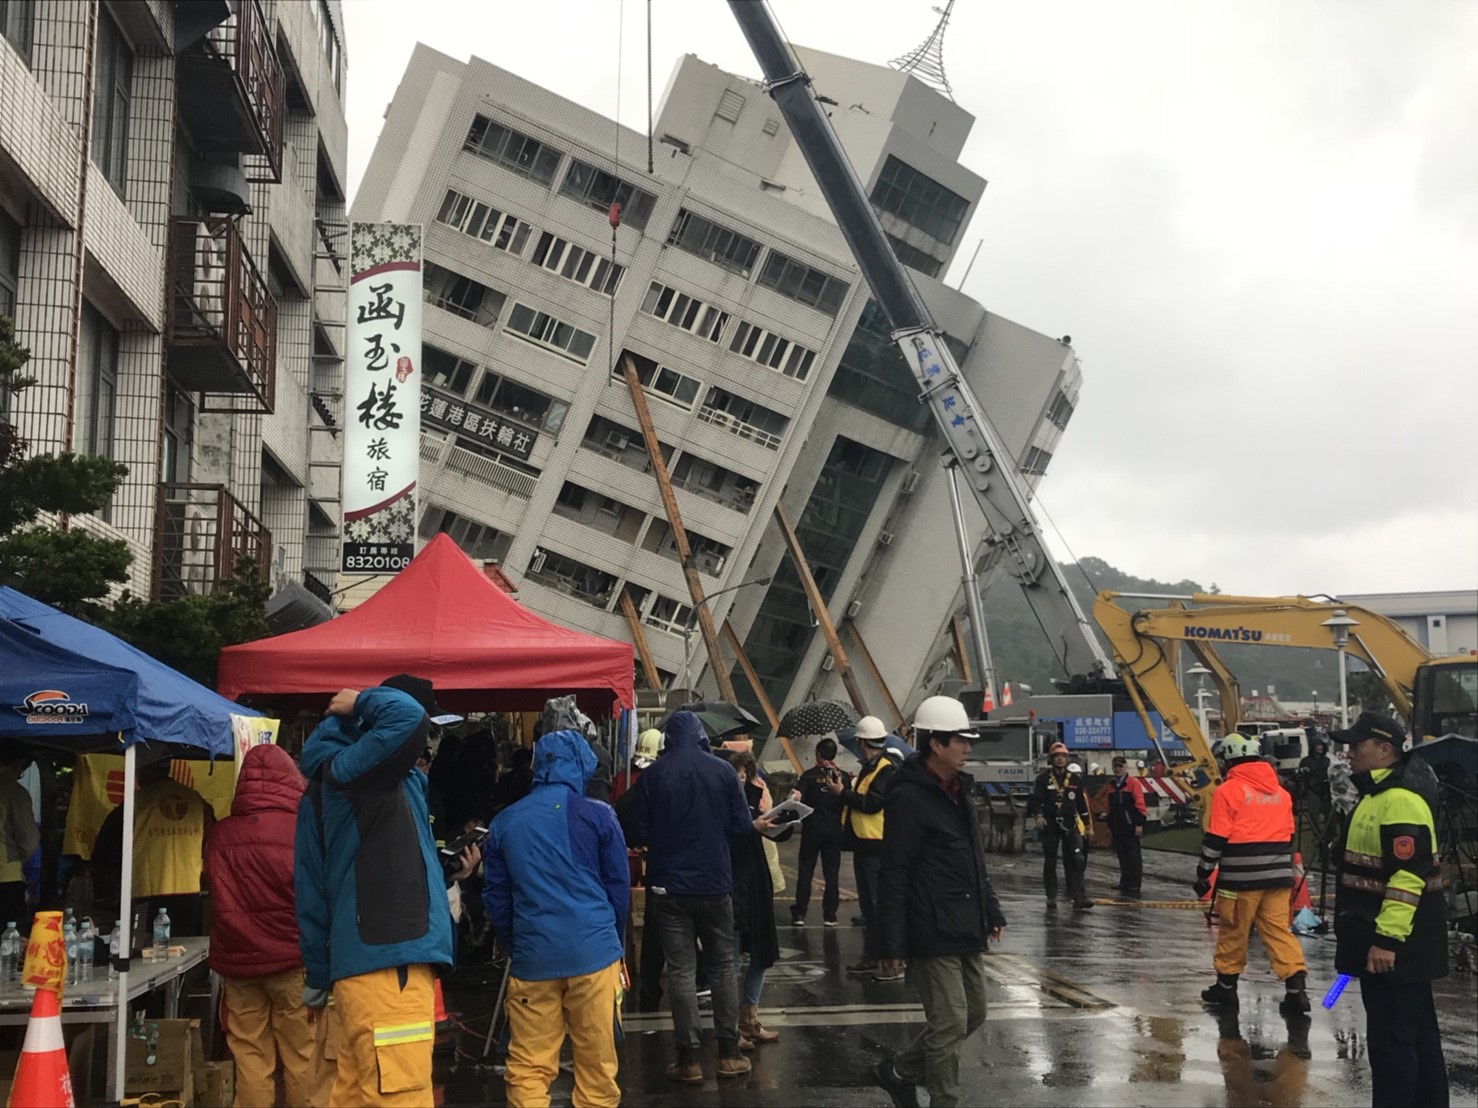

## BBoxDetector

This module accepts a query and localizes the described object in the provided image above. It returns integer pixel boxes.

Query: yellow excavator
[1093,591,1478,816]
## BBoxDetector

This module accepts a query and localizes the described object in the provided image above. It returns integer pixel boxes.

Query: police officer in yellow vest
[1331,711,1449,1108]
[93,756,213,935]
[0,742,39,932]
[827,717,905,979]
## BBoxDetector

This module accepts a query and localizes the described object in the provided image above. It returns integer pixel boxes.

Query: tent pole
[114,741,136,1104]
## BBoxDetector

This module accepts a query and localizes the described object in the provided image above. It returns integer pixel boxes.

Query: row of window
[422,260,598,364]
[423,343,570,435]
[870,155,968,246]
[664,212,851,318]
[617,352,790,450]
[884,233,943,278]
[641,282,816,381]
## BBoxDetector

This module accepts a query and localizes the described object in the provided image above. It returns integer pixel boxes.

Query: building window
[640,282,729,342]
[472,371,569,433]
[728,321,816,381]
[464,114,561,185]
[504,303,596,363]
[1046,388,1075,431]
[160,385,193,483]
[884,233,943,278]
[615,353,701,411]
[827,299,932,433]
[697,387,788,450]
[423,262,506,328]
[424,344,476,396]
[526,547,616,608]
[756,250,849,315]
[419,506,508,561]
[669,453,758,513]
[870,155,968,246]
[0,208,18,322]
[92,8,133,194]
[530,233,623,295]
[434,189,532,255]
[1022,446,1053,476]
[1,0,34,66]
[644,595,695,635]
[76,303,118,460]
[666,209,761,277]
[559,159,656,231]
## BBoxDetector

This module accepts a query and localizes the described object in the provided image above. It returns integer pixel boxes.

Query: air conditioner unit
[529,548,547,575]
[821,655,836,672]
[847,599,863,619]
[604,430,630,451]
[902,469,921,495]
[877,530,896,547]
[708,555,726,576]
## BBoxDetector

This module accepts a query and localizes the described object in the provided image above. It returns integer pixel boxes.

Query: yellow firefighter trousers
[330,964,436,1107]
[504,959,622,1108]
[1213,887,1307,980]
[221,968,321,1108]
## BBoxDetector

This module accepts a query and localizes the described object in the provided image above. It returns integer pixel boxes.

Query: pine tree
[0,315,131,611]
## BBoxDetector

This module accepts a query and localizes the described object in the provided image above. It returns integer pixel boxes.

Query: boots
[1201,972,1240,1006]
[666,1045,703,1084]
[739,1002,780,1044]
[1280,971,1311,1014]
[716,1043,752,1078]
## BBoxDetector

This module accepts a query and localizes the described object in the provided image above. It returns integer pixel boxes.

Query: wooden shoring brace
[619,587,662,692]
[620,354,736,702]
[722,620,801,774]
[843,617,906,735]
[950,612,974,683]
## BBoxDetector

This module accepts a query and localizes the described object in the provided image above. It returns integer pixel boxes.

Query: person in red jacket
[203,743,321,1107]
[1104,755,1147,895]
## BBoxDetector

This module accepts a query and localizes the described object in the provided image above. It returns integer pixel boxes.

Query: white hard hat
[912,696,978,738]
[1068,763,1083,774]
[854,715,888,743]
[635,728,663,766]
[1218,733,1262,762]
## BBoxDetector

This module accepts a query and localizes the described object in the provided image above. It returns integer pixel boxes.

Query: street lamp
[680,575,773,694]
[1186,662,1213,739]
[1321,610,1360,729]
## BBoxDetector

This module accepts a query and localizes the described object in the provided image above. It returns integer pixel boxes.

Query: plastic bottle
[76,919,94,983]
[63,919,78,986]
[108,928,120,981]
[0,922,18,983]
[1322,973,1351,1008]
[152,909,170,963]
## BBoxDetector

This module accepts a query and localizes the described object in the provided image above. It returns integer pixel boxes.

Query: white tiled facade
[0,0,349,619]
[351,44,1084,719]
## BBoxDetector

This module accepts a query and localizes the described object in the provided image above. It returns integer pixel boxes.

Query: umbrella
[778,698,859,738]
[662,700,761,741]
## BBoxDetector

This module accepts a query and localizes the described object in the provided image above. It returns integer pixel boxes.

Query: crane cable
[608,0,625,384]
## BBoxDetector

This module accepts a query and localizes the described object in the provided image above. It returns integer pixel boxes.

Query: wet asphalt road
[438,841,1478,1106]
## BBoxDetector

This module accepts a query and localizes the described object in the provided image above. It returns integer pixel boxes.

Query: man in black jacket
[1028,741,1093,910]
[791,738,850,927]
[873,697,1006,1108]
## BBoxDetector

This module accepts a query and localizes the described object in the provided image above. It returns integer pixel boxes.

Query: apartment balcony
[177,0,285,182]
[168,217,277,412]
[153,483,272,602]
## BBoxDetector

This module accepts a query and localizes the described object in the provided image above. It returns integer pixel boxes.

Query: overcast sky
[340,0,1478,598]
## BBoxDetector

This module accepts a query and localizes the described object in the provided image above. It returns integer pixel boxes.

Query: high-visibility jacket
[1195,760,1293,891]
[842,751,902,846]
[1335,754,1447,983]
[133,779,208,898]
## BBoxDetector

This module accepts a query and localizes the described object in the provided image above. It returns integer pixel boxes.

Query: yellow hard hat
[635,728,663,764]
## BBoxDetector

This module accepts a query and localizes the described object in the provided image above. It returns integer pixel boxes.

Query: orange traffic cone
[1289,852,1313,918]
[7,987,74,1108]
[433,977,449,1029]
[981,685,995,713]
[1200,866,1218,901]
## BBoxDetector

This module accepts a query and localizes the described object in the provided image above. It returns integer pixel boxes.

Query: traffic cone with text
[6,987,74,1107]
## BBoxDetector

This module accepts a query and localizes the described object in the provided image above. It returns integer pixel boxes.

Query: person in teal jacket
[294,675,455,1106]
[484,728,629,1106]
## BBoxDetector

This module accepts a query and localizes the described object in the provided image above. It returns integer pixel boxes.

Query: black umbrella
[661,700,762,741]
[778,698,859,738]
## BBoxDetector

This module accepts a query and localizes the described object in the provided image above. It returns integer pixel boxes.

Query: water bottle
[1322,973,1351,1008]
[108,928,120,981]
[0,922,18,983]
[63,920,77,986]
[76,919,94,983]
[152,909,170,963]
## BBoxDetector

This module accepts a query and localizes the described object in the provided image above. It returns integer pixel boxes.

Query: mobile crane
[1094,590,1478,812]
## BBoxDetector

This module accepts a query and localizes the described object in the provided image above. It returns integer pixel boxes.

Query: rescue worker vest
[844,756,891,841]
[1340,770,1442,944]
[1044,771,1086,836]
[132,779,206,898]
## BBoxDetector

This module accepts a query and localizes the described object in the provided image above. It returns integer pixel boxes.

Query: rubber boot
[1279,971,1311,1014]
[1201,972,1240,1006]
[740,1002,780,1044]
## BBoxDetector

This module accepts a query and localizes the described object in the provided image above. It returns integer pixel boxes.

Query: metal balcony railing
[168,216,277,412]
[179,0,285,182]
[153,483,272,602]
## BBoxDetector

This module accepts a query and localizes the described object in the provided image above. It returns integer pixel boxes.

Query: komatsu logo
[1183,626,1263,643]
[15,689,89,724]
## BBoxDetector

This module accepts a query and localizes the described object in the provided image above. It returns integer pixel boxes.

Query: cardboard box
[124,1018,205,1102]
[199,1060,234,1108]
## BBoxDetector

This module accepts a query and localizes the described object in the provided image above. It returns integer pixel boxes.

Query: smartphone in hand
[439,826,488,856]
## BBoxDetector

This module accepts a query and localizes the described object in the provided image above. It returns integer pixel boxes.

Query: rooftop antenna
[889,1,957,102]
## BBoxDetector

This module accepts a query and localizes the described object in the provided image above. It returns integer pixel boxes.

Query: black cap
[1330,710,1406,748]
[381,674,463,726]
[1111,755,1127,766]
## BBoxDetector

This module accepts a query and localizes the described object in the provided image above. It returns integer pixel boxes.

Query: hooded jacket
[482,730,629,981]
[877,756,1006,959]
[1335,752,1447,983]
[1196,759,1295,891]
[294,686,453,990]
[622,711,753,896]
[204,745,306,978]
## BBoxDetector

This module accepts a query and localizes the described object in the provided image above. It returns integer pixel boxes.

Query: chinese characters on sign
[342,223,422,574]
[420,387,539,462]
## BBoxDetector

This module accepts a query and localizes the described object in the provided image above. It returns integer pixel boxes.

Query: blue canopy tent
[0,586,255,1099]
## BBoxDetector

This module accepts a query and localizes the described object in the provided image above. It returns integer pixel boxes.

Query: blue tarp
[0,587,248,757]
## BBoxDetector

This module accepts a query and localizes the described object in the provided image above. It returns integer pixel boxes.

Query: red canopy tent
[218,534,634,716]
